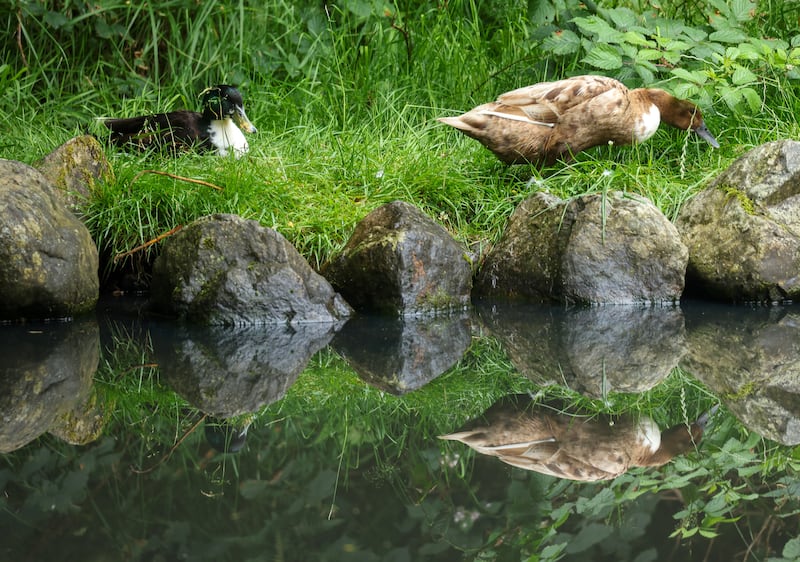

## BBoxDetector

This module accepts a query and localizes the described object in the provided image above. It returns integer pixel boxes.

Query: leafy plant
[535,0,800,113]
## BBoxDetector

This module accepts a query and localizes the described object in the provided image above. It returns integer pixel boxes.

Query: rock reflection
[682,303,800,445]
[440,395,713,481]
[154,322,338,417]
[332,313,471,394]
[0,317,100,453]
[477,302,686,396]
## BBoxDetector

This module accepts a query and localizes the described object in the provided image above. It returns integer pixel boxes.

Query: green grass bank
[2,0,800,286]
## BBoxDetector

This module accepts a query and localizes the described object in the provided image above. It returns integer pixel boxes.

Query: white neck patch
[208,118,249,158]
[633,104,661,142]
[636,417,662,453]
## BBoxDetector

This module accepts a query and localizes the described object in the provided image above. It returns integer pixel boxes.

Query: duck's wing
[102,110,204,148]
[496,75,627,124]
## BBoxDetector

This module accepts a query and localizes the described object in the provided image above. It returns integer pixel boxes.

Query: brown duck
[438,75,719,166]
[439,395,715,481]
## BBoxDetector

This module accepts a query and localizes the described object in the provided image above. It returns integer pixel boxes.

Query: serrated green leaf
[731,66,757,85]
[720,86,743,110]
[529,0,556,23]
[738,42,765,60]
[634,63,655,84]
[730,0,756,22]
[623,31,653,47]
[620,43,638,60]
[710,26,749,44]
[581,44,623,70]
[672,82,700,99]
[604,7,637,28]
[671,67,706,84]
[573,15,625,43]
[542,29,582,55]
[662,50,683,65]
[637,49,663,61]
[661,39,693,53]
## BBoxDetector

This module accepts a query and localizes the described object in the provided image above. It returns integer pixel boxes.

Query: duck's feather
[103,110,211,152]
[496,75,628,123]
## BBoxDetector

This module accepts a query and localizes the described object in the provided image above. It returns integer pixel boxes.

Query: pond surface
[1,297,799,561]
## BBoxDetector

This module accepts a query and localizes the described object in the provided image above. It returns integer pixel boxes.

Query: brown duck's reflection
[439,396,715,481]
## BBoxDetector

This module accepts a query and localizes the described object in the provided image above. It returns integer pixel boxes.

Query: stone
[150,213,352,325]
[475,191,688,304]
[676,140,800,302]
[322,200,472,315]
[35,135,114,216]
[0,159,100,319]
[0,318,99,453]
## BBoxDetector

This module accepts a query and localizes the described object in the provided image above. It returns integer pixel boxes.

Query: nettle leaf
[634,62,656,84]
[529,0,557,24]
[672,82,700,99]
[620,43,638,60]
[661,39,693,53]
[622,31,653,47]
[637,49,663,61]
[581,44,623,70]
[731,65,757,85]
[542,29,582,55]
[740,88,761,111]
[709,21,749,44]
[604,7,637,28]
[671,67,707,84]
[730,0,757,22]
[661,50,683,65]
[719,85,743,110]
[573,16,625,43]
[738,42,766,60]
[691,42,726,60]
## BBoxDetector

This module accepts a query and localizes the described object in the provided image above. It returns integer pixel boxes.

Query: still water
[1,297,799,561]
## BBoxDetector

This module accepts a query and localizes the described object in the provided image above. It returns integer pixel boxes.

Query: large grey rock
[475,192,688,304]
[676,140,800,302]
[0,159,100,319]
[150,214,352,325]
[322,200,472,315]
[35,135,113,215]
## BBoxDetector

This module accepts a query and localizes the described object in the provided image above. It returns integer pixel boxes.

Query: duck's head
[647,89,719,148]
[201,85,258,134]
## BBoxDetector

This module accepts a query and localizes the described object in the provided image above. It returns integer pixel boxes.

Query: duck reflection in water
[204,417,252,454]
[439,395,716,482]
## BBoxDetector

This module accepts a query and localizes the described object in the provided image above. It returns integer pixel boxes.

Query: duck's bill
[695,123,719,148]
[234,107,257,134]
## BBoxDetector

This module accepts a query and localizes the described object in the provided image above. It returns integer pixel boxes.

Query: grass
[6,0,799,289]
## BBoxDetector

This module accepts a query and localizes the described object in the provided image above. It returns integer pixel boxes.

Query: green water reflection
[1,300,799,561]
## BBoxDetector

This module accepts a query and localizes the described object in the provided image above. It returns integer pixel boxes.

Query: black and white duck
[102,85,257,157]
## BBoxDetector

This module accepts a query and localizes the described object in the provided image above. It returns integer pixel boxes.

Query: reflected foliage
[1,304,799,560]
